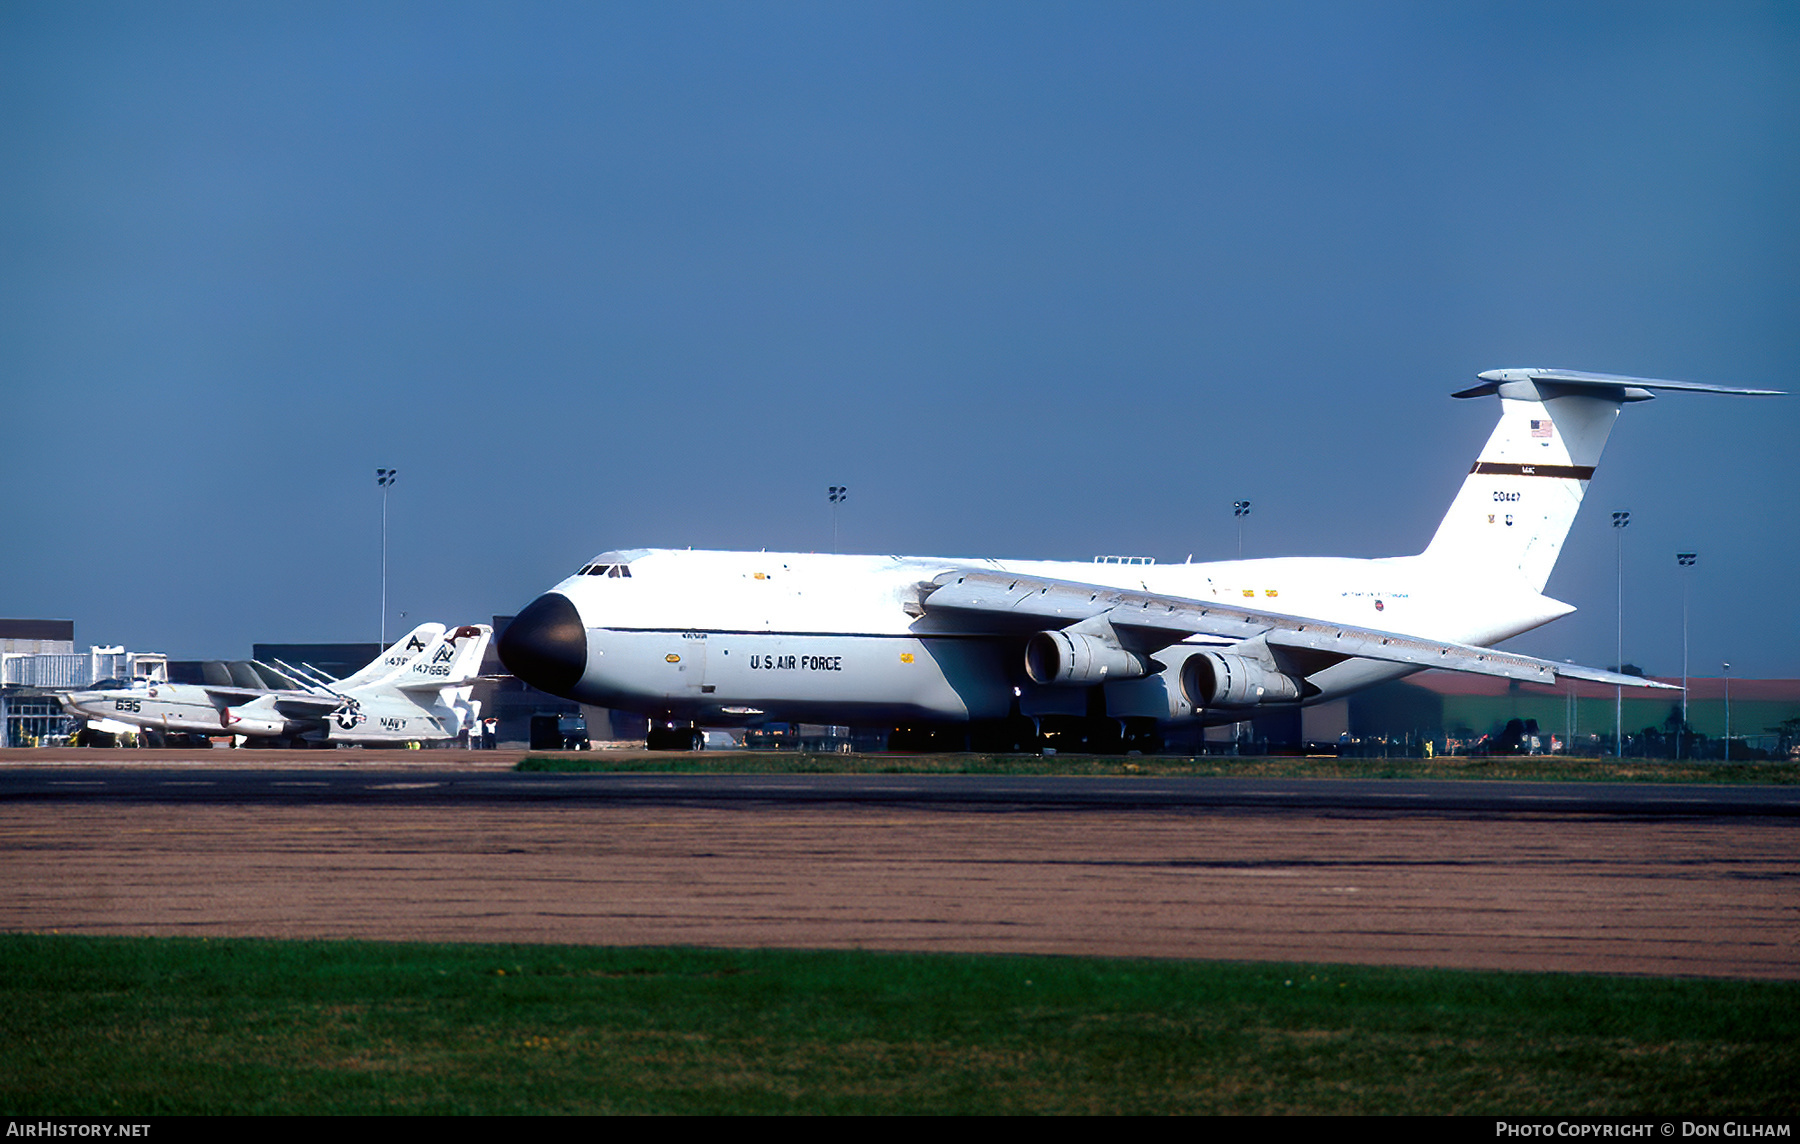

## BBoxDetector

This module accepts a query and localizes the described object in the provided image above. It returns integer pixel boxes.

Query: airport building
[1,619,169,688]
[1,619,170,747]
[1344,670,1800,759]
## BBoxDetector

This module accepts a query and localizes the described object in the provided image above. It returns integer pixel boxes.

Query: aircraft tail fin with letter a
[1419,369,1780,593]
[337,622,448,690]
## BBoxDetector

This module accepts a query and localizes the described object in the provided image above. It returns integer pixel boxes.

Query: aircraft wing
[187,684,344,712]
[920,569,1677,691]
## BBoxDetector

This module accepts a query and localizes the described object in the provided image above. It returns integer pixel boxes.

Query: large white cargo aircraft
[499,369,1778,751]
[63,623,492,747]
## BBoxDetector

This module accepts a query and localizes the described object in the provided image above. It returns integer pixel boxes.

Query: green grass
[2,935,1794,1114]
[518,750,1800,784]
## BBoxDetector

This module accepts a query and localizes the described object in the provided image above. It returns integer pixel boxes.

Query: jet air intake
[1179,651,1307,708]
[1024,630,1154,686]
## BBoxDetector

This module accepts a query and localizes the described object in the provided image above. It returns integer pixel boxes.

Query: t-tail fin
[1421,368,1780,592]
[436,625,492,686]
[434,626,493,732]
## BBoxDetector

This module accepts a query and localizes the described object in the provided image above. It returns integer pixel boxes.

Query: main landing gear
[1023,685,1163,755]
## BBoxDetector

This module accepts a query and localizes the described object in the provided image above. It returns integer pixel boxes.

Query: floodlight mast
[828,486,848,552]
[1723,662,1732,760]
[1677,552,1697,758]
[1613,511,1630,756]
[377,468,398,645]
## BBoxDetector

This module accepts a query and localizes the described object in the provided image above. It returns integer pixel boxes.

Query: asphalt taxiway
[3,763,1799,816]
[2,754,1795,979]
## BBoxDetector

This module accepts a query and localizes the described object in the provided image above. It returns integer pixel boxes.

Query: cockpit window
[578,550,643,577]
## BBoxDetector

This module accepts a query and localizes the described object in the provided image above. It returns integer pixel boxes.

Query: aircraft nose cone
[498,592,588,698]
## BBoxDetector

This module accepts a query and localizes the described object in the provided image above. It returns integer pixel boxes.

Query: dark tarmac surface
[3,750,1795,979]
[6,762,1800,816]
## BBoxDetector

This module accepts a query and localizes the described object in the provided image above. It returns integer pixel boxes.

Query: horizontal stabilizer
[1455,368,1783,399]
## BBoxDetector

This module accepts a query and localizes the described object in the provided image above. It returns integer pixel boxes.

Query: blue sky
[4,1,1796,676]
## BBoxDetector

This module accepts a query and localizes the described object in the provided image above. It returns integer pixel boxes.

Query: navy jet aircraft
[63,623,492,747]
[499,369,1779,751]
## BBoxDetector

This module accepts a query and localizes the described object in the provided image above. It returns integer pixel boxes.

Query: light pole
[377,468,398,645]
[1723,661,1732,762]
[1677,552,1696,758]
[1232,496,1252,750]
[1612,510,1629,756]
[828,485,848,552]
[1564,661,1576,756]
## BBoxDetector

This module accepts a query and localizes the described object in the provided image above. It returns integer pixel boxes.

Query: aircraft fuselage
[59,682,463,743]
[512,548,1571,729]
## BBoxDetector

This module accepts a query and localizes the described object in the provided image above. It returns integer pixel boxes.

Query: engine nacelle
[220,706,286,736]
[1179,652,1306,708]
[1024,630,1154,686]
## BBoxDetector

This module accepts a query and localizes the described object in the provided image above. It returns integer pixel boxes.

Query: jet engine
[220,706,286,736]
[1024,630,1155,686]
[1178,651,1307,708]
